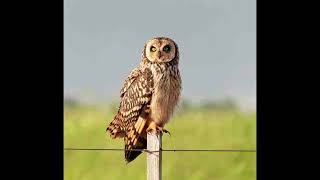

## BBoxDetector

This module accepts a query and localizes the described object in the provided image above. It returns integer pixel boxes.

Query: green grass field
[64,105,256,180]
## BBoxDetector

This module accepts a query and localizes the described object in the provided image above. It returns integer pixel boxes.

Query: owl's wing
[119,67,141,98]
[106,67,154,162]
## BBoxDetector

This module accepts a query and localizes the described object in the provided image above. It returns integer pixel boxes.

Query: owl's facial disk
[145,39,176,63]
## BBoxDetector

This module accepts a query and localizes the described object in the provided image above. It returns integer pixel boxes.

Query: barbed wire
[64,148,256,153]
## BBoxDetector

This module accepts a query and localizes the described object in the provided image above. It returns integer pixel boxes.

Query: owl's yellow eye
[163,45,171,52]
[150,46,157,52]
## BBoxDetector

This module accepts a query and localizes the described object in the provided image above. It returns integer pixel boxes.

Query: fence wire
[64,148,256,153]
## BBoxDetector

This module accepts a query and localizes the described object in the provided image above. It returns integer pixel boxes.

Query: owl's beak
[157,51,161,59]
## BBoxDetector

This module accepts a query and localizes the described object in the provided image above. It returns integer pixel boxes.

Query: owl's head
[143,37,179,64]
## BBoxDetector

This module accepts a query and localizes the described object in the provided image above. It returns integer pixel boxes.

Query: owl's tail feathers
[124,116,148,163]
[125,136,147,163]
[106,114,125,139]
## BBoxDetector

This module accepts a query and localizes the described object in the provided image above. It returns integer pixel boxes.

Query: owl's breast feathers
[150,64,182,126]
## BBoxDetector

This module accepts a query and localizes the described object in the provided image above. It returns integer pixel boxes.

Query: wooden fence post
[147,132,162,180]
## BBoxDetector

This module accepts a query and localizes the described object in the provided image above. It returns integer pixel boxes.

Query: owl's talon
[146,121,170,136]
[162,129,171,136]
[146,126,157,134]
[157,127,170,136]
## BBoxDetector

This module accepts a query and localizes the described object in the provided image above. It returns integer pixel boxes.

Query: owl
[106,37,182,163]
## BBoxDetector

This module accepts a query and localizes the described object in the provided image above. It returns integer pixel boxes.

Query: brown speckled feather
[119,67,141,98]
[106,67,153,162]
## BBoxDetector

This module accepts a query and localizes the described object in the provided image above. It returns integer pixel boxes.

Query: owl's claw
[162,128,171,136]
[146,126,157,135]
[146,123,170,136]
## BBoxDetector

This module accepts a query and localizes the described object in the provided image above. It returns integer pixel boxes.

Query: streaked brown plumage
[106,37,181,163]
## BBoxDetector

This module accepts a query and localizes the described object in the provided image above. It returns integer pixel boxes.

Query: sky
[64,0,256,110]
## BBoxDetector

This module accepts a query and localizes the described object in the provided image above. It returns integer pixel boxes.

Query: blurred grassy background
[64,101,256,180]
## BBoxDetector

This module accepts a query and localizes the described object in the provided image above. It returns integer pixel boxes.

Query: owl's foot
[161,128,171,136]
[146,122,170,136]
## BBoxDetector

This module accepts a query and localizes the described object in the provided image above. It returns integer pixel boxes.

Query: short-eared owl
[106,37,182,163]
